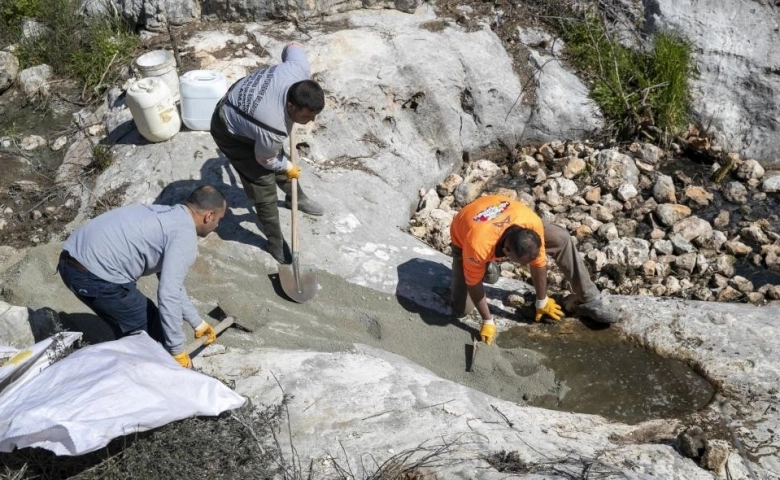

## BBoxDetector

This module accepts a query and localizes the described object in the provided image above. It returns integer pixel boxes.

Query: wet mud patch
[0,154,77,249]
[496,321,715,424]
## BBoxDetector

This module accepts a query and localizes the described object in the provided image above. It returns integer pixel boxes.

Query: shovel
[278,129,318,303]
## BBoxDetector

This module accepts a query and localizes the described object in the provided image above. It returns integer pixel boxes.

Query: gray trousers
[450,220,599,316]
[210,99,300,211]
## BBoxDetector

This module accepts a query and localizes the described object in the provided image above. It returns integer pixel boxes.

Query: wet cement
[4,241,715,427]
[497,321,715,424]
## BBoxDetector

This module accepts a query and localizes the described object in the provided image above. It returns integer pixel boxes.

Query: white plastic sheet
[0,332,83,398]
[0,332,246,456]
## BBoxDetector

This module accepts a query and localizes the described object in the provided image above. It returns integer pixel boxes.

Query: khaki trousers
[450,220,599,316]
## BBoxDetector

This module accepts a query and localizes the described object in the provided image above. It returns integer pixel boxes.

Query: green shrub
[0,0,41,27]
[90,144,114,174]
[559,12,694,144]
[13,0,137,100]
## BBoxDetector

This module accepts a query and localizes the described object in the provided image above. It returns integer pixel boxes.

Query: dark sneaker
[577,297,621,324]
[284,196,324,216]
[483,261,500,284]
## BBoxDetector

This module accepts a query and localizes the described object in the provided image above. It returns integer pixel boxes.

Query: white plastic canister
[179,70,228,131]
[125,77,181,143]
[134,50,180,102]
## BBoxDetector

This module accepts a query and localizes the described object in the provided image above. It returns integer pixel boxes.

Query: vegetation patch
[0,402,286,480]
[88,144,114,175]
[555,10,694,145]
[2,0,138,101]
[89,182,129,218]
[485,449,626,477]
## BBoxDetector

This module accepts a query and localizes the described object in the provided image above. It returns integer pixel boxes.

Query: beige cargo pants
[450,220,599,316]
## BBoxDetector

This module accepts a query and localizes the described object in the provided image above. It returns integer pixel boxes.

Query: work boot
[255,202,291,264]
[483,261,500,284]
[277,176,325,216]
[577,297,621,324]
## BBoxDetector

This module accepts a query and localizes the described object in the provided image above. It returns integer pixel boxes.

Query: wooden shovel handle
[185,316,235,355]
[290,129,299,254]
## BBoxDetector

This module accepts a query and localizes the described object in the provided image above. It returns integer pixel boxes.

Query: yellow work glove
[534,297,563,322]
[479,322,496,345]
[285,164,301,180]
[194,321,217,346]
[172,352,192,368]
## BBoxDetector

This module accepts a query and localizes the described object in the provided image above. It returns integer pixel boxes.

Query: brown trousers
[450,220,599,316]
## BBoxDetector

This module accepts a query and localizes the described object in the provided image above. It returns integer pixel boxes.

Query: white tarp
[0,332,246,456]
[0,331,83,398]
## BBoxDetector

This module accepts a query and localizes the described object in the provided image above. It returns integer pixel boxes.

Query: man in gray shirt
[211,42,325,263]
[58,185,227,368]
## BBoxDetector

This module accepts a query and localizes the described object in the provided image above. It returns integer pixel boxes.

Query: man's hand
[479,322,496,345]
[534,297,563,322]
[285,164,301,180]
[194,321,217,345]
[172,352,192,368]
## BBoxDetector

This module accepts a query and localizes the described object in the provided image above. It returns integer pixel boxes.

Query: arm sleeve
[528,219,547,269]
[254,147,290,171]
[156,237,200,354]
[281,44,312,77]
[462,246,487,286]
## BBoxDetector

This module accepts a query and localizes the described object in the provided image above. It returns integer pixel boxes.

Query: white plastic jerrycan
[125,77,181,143]
[179,70,228,131]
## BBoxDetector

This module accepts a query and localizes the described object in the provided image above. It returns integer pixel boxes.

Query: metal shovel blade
[279,253,318,303]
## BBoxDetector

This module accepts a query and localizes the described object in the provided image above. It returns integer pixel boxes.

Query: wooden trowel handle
[185,316,235,355]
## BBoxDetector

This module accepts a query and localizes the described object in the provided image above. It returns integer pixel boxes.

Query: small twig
[94,51,118,94]
[76,176,108,209]
[360,409,397,421]
[229,411,266,455]
[23,191,58,215]
[302,397,320,412]
[490,404,515,429]
[270,370,305,479]
[167,23,182,69]
[419,399,455,409]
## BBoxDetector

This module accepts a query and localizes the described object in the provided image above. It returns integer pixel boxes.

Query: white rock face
[649,0,780,165]
[18,64,53,98]
[0,301,34,348]
[75,11,604,302]
[0,51,19,94]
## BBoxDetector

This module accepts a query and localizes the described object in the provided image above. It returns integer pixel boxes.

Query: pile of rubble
[410,134,780,305]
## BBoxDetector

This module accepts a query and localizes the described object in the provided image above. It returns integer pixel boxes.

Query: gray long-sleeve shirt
[63,203,201,354]
[222,44,312,170]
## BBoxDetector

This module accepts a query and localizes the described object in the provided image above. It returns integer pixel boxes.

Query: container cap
[181,70,226,83]
[126,77,174,109]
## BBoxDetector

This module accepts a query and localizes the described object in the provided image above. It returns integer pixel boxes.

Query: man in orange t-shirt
[449,195,616,345]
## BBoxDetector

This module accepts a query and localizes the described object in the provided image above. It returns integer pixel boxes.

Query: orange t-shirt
[450,195,546,286]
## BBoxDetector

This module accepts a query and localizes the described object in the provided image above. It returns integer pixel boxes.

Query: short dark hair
[505,226,542,260]
[186,185,226,211]
[287,80,324,113]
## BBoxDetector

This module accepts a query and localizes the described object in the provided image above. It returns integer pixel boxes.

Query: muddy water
[497,321,715,424]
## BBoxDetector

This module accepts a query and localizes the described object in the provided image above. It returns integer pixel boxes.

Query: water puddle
[496,321,715,424]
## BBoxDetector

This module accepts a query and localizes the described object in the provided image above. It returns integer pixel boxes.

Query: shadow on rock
[151,156,278,257]
[57,311,120,345]
[395,258,476,337]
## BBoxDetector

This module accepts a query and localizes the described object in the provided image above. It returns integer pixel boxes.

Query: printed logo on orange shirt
[467,256,482,266]
[472,201,509,222]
